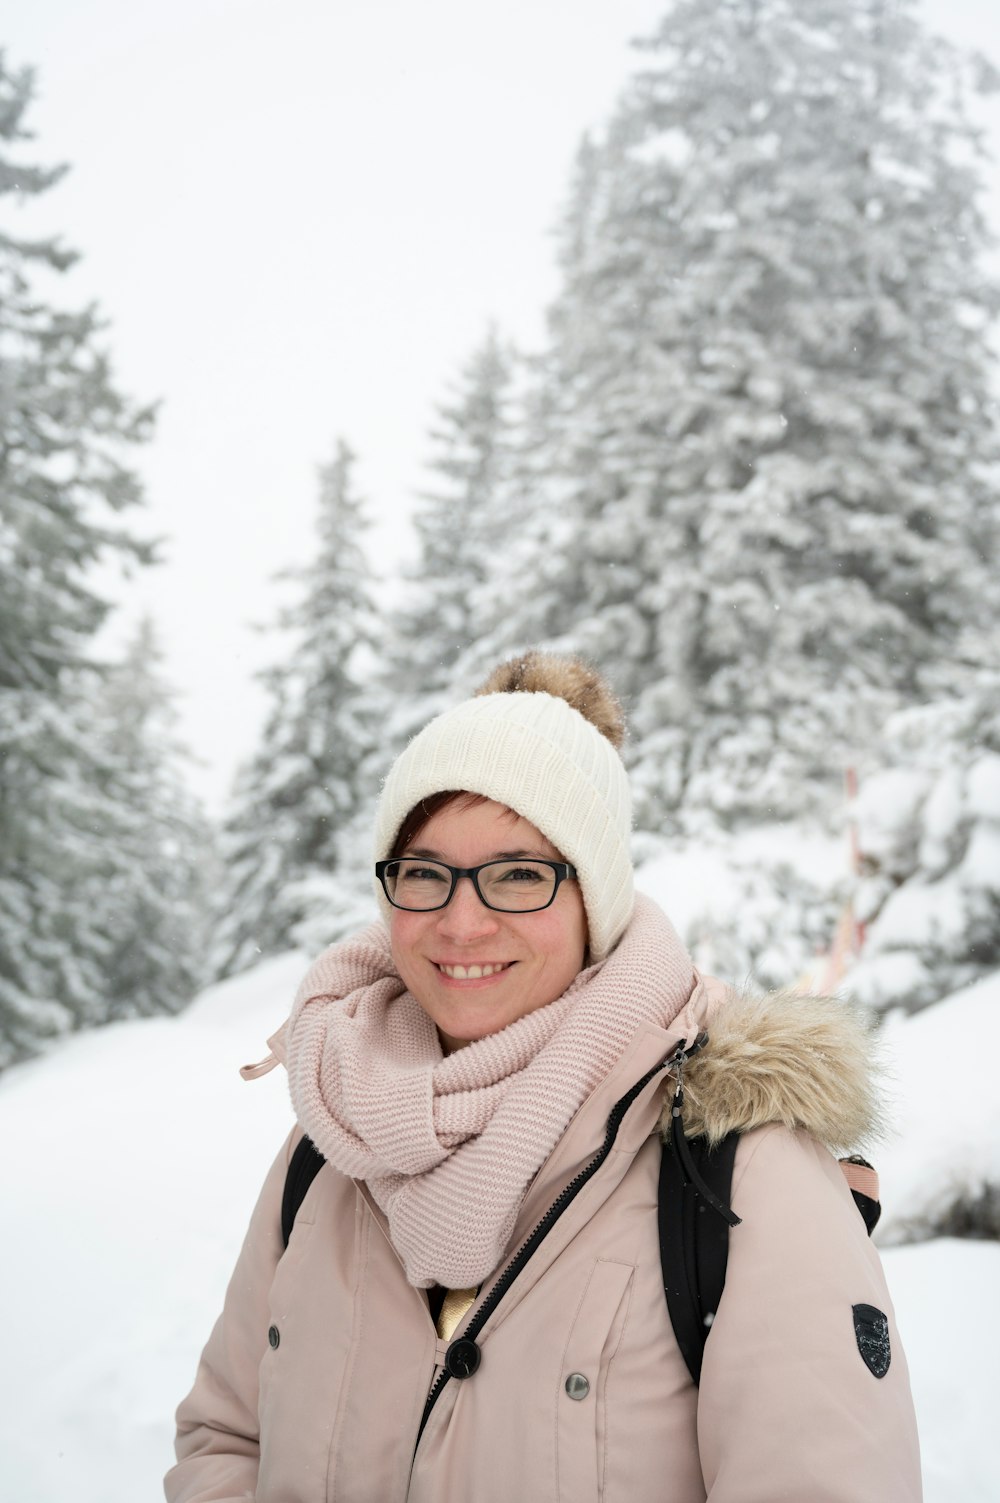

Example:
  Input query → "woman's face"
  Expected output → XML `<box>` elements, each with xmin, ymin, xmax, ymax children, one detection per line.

<box><xmin>389</xmin><ymin>797</ymin><xmax>588</xmax><ymax>1053</ymax></box>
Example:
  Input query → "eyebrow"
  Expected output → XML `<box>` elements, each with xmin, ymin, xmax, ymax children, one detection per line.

<box><xmin>404</xmin><ymin>847</ymin><xmax>555</xmax><ymax>862</ymax></box>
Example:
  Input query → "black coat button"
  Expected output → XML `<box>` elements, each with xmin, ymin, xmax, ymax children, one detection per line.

<box><xmin>268</xmin><ymin>1325</ymin><xmax>280</xmax><ymax>1349</ymax></box>
<box><xmin>445</xmin><ymin>1337</ymin><xmax>481</xmax><ymax>1378</ymax></box>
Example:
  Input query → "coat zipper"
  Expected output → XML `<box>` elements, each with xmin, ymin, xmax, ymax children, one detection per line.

<box><xmin>412</xmin><ymin>1041</ymin><xmax>701</xmax><ymax>1455</ymax></box>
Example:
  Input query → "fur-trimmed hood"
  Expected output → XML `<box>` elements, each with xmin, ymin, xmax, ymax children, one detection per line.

<box><xmin>662</xmin><ymin>984</ymin><xmax>886</xmax><ymax>1156</ymax></box>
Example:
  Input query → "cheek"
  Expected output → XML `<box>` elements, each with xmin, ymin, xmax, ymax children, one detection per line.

<box><xmin>389</xmin><ymin>912</ymin><xmax>424</xmax><ymax>976</ymax></box>
<box><xmin>537</xmin><ymin>905</ymin><xmax>588</xmax><ymax>981</ymax></box>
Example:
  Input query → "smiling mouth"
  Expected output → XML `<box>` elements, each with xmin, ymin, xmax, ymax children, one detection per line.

<box><xmin>435</xmin><ymin>962</ymin><xmax>514</xmax><ymax>980</ymax></box>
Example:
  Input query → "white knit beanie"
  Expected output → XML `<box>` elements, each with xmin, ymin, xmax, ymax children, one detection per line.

<box><xmin>373</xmin><ymin>662</ymin><xmax>635</xmax><ymax>959</ymax></box>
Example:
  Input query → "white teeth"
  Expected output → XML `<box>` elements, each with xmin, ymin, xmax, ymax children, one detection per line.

<box><xmin>439</xmin><ymin>962</ymin><xmax>510</xmax><ymax>979</ymax></box>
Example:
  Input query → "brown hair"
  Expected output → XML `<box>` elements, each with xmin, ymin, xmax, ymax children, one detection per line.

<box><xmin>389</xmin><ymin>791</ymin><xmax>490</xmax><ymax>858</ymax></box>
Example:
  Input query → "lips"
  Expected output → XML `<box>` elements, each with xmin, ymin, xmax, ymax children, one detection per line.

<box><xmin>434</xmin><ymin>961</ymin><xmax>515</xmax><ymax>980</ymax></box>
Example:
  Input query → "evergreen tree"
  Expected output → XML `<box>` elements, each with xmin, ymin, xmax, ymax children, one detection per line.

<box><xmin>382</xmin><ymin>328</ymin><xmax>519</xmax><ymax>745</ymax></box>
<box><xmin>88</xmin><ymin>619</ymin><xmax>215</xmax><ymax>1023</ymax></box>
<box><xmin>214</xmin><ymin>439</ymin><xmax>379</xmax><ymax>975</ymax></box>
<box><xmin>513</xmin><ymin>1</ymin><xmax>1000</xmax><ymax>832</ymax></box>
<box><xmin>0</xmin><ymin>57</ymin><xmax>157</xmax><ymax>1063</ymax></box>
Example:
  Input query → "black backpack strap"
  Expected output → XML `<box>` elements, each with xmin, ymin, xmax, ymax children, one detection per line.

<box><xmin>660</xmin><ymin>1132</ymin><xmax>882</xmax><ymax>1387</ymax></box>
<box><xmin>851</xmin><ymin>1187</ymin><xmax>881</xmax><ymax>1235</ymax></box>
<box><xmin>659</xmin><ymin>1129</ymin><xmax>740</xmax><ymax>1387</ymax></box>
<box><xmin>281</xmin><ymin>1134</ymin><xmax>326</xmax><ymax>1249</ymax></box>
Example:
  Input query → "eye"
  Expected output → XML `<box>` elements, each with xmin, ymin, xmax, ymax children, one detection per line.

<box><xmin>401</xmin><ymin>863</ymin><xmax>450</xmax><ymax>883</ymax></box>
<box><xmin>497</xmin><ymin>864</ymin><xmax>547</xmax><ymax>883</ymax></box>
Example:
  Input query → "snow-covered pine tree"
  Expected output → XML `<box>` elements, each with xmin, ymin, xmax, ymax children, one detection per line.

<box><xmin>380</xmin><ymin>327</ymin><xmax>519</xmax><ymax>748</ymax></box>
<box><xmin>87</xmin><ymin>619</ymin><xmax>215</xmax><ymax>1023</ymax></box>
<box><xmin>214</xmin><ymin>439</ymin><xmax>379</xmax><ymax>976</ymax></box>
<box><xmin>514</xmin><ymin>0</ymin><xmax>1000</xmax><ymax>833</ymax></box>
<box><xmin>0</xmin><ymin>58</ymin><xmax>157</xmax><ymax>1064</ymax></box>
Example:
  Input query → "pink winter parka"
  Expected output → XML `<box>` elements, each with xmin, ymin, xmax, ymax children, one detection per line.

<box><xmin>165</xmin><ymin>981</ymin><xmax>922</xmax><ymax>1503</ymax></box>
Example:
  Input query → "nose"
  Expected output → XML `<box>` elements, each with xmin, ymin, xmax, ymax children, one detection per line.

<box><xmin>435</xmin><ymin>875</ymin><xmax>500</xmax><ymax>943</ymax></box>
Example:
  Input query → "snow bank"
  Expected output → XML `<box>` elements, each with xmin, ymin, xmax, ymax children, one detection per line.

<box><xmin>0</xmin><ymin>952</ymin><xmax>302</xmax><ymax>1503</ymax></box>
<box><xmin>882</xmin><ymin>1240</ymin><xmax>1000</xmax><ymax>1503</ymax></box>
<box><xmin>877</xmin><ymin>969</ymin><xmax>1000</xmax><ymax>1243</ymax></box>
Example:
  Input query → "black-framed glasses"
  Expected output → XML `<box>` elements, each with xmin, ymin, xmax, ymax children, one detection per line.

<box><xmin>375</xmin><ymin>857</ymin><xmax>578</xmax><ymax>913</ymax></box>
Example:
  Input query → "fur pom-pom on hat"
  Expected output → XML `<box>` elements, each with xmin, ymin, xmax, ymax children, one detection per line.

<box><xmin>373</xmin><ymin>652</ymin><xmax>635</xmax><ymax>960</ymax></box>
<box><xmin>474</xmin><ymin>652</ymin><xmax>626</xmax><ymax>751</ymax></box>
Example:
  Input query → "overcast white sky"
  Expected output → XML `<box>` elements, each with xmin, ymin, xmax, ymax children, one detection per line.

<box><xmin>5</xmin><ymin>0</ymin><xmax>1000</xmax><ymax>809</ymax></box>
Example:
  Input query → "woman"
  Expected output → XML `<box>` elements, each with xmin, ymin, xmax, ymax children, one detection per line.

<box><xmin>166</xmin><ymin>653</ymin><xmax>921</xmax><ymax>1502</ymax></box>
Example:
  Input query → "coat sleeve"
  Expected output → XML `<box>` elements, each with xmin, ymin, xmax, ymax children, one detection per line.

<box><xmin>164</xmin><ymin>1129</ymin><xmax>300</xmax><ymax>1503</ymax></box>
<box><xmin>696</xmin><ymin>1124</ymin><xmax>922</xmax><ymax>1502</ymax></box>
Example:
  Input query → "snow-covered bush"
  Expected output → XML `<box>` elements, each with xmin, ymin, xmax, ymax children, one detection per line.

<box><xmin>637</xmin><ymin>824</ymin><xmax>846</xmax><ymax>992</ymax></box>
<box><xmin>848</xmin><ymin>683</ymin><xmax>1000</xmax><ymax>1012</ymax></box>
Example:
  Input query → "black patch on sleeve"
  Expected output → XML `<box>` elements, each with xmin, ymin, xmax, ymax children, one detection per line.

<box><xmin>852</xmin><ymin>1303</ymin><xmax>891</xmax><ymax>1378</ymax></box>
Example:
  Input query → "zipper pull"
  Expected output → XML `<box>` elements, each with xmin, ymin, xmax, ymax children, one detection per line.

<box><xmin>671</xmin><ymin>1031</ymin><xmax>709</xmax><ymax>1083</ymax></box>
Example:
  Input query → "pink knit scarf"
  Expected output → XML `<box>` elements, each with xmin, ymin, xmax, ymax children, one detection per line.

<box><xmin>283</xmin><ymin>893</ymin><xmax>694</xmax><ymax>1288</ymax></box>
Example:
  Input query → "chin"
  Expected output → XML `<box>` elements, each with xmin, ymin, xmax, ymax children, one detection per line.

<box><xmin>438</xmin><ymin>1012</ymin><xmax>514</xmax><ymax>1053</ymax></box>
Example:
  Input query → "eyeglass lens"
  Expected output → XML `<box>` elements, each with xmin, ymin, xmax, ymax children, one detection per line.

<box><xmin>384</xmin><ymin>859</ymin><xmax>559</xmax><ymax>912</ymax></box>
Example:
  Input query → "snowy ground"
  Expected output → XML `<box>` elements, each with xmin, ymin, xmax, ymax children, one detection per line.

<box><xmin>1</xmin><ymin>942</ymin><xmax>998</xmax><ymax>1501</ymax></box>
